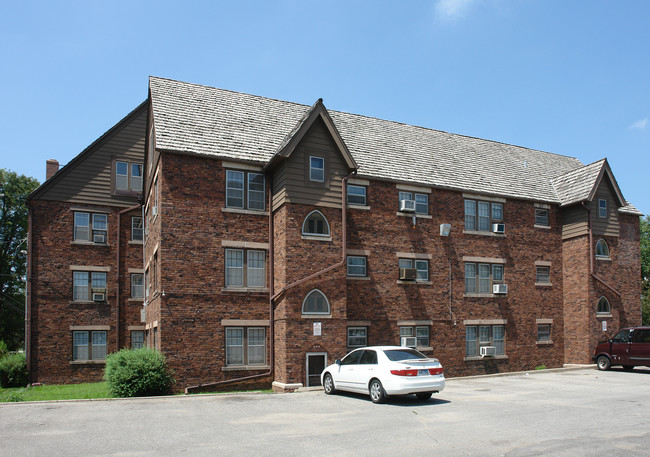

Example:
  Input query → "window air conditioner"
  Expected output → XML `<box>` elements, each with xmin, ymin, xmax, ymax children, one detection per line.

<box><xmin>399</xmin><ymin>268</ymin><xmax>418</xmax><ymax>281</ymax></box>
<box><xmin>401</xmin><ymin>337</ymin><xmax>417</xmax><ymax>348</ymax></box>
<box><xmin>93</xmin><ymin>233</ymin><xmax>106</xmax><ymax>244</ymax></box>
<box><xmin>480</xmin><ymin>346</ymin><xmax>497</xmax><ymax>358</ymax></box>
<box><xmin>92</xmin><ymin>292</ymin><xmax>106</xmax><ymax>302</ymax></box>
<box><xmin>492</xmin><ymin>223</ymin><xmax>505</xmax><ymax>234</ymax></box>
<box><xmin>152</xmin><ymin>206</ymin><xmax>158</xmax><ymax>216</ymax></box>
<box><xmin>399</xmin><ymin>199</ymin><xmax>416</xmax><ymax>213</ymax></box>
<box><xmin>493</xmin><ymin>283</ymin><xmax>508</xmax><ymax>294</ymax></box>
<box><xmin>140</xmin><ymin>307</ymin><xmax>146</xmax><ymax>323</ymax></box>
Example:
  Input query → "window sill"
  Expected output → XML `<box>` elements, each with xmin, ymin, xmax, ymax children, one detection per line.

<box><xmin>301</xmin><ymin>235</ymin><xmax>332</xmax><ymax>242</ymax></box>
<box><xmin>222</xmin><ymin>207</ymin><xmax>269</xmax><ymax>216</ymax></box>
<box><xmin>70</xmin><ymin>360</ymin><xmax>106</xmax><ymax>365</ymax></box>
<box><xmin>128</xmin><ymin>240</ymin><xmax>144</xmax><ymax>245</ymax></box>
<box><xmin>396</xmin><ymin>212</ymin><xmax>432</xmax><ymax>219</ymax></box>
<box><xmin>221</xmin><ymin>287</ymin><xmax>270</xmax><ymax>294</ymax></box>
<box><xmin>69</xmin><ymin>300</ymin><xmax>108</xmax><ymax>305</ymax></box>
<box><xmin>301</xmin><ymin>314</ymin><xmax>332</xmax><ymax>319</ymax></box>
<box><xmin>415</xmin><ymin>346</ymin><xmax>433</xmax><ymax>352</ymax></box>
<box><xmin>463</xmin><ymin>230</ymin><xmax>506</xmax><ymax>237</ymax></box>
<box><xmin>222</xmin><ymin>365</ymin><xmax>270</xmax><ymax>372</ymax></box>
<box><xmin>347</xmin><ymin>276</ymin><xmax>371</xmax><ymax>281</ymax></box>
<box><xmin>535</xmin><ymin>282</ymin><xmax>553</xmax><ymax>287</ymax></box>
<box><xmin>536</xmin><ymin>340</ymin><xmax>553</xmax><ymax>345</ymax></box>
<box><xmin>464</xmin><ymin>355</ymin><xmax>508</xmax><ymax>361</ymax></box>
<box><xmin>70</xmin><ymin>241</ymin><xmax>110</xmax><ymax>247</ymax></box>
<box><xmin>463</xmin><ymin>293</ymin><xmax>495</xmax><ymax>298</ymax></box>
<box><xmin>596</xmin><ymin>314</ymin><xmax>612</xmax><ymax>318</ymax></box>
<box><xmin>348</xmin><ymin>205</ymin><xmax>370</xmax><ymax>210</ymax></box>
<box><xmin>534</xmin><ymin>224</ymin><xmax>551</xmax><ymax>230</ymax></box>
<box><xmin>397</xmin><ymin>280</ymin><xmax>432</xmax><ymax>285</ymax></box>
<box><xmin>128</xmin><ymin>298</ymin><xmax>144</xmax><ymax>303</ymax></box>
<box><xmin>595</xmin><ymin>256</ymin><xmax>611</xmax><ymax>261</ymax></box>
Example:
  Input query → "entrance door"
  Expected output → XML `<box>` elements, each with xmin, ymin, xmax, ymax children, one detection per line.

<box><xmin>306</xmin><ymin>353</ymin><xmax>327</xmax><ymax>387</ymax></box>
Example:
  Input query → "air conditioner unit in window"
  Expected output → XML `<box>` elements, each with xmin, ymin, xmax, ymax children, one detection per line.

<box><xmin>492</xmin><ymin>223</ymin><xmax>505</xmax><ymax>234</ymax></box>
<box><xmin>92</xmin><ymin>292</ymin><xmax>105</xmax><ymax>302</ymax></box>
<box><xmin>480</xmin><ymin>346</ymin><xmax>497</xmax><ymax>358</ymax></box>
<box><xmin>140</xmin><ymin>307</ymin><xmax>146</xmax><ymax>323</ymax></box>
<box><xmin>93</xmin><ymin>233</ymin><xmax>106</xmax><ymax>244</ymax></box>
<box><xmin>399</xmin><ymin>199</ymin><xmax>416</xmax><ymax>213</ymax></box>
<box><xmin>493</xmin><ymin>283</ymin><xmax>508</xmax><ymax>294</ymax></box>
<box><xmin>401</xmin><ymin>337</ymin><xmax>417</xmax><ymax>348</ymax></box>
<box><xmin>399</xmin><ymin>268</ymin><xmax>418</xmax><ymax>281</ymax></box>
<box><xmin>152</xmin><ymin>206</ymin><xmax>158</xmax><ymax>216</ymax></box>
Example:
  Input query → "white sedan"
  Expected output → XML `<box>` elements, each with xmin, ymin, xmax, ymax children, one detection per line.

<box><xmin>320</xmin><ymin>346</ymin><xmax>445</xmax><ymax>403</ymax></box>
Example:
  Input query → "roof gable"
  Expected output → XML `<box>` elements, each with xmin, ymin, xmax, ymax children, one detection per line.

<box><xmin>551</xmin><ymin>159</ymin><xmax>626</xmax><ymax>208</ymax></box>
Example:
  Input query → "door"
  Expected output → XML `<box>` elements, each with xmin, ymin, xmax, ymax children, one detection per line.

<box><xmin>348</xmin><ymin>349</ymin><xmax>378</xmax><ymax>393</ymax></box>
<box><xmin>306</xmin><ymin>353</ymin><xmax>327</xmax><ymax>387</ymax></box>
<box><xmin>630</xmin><ymin>329</ymin><xmax>650</xmax><ymax>366</ymax></box>
<box><xmin>335</xmin><ymin>349</ymin><xmax>363</xmax><ymax>390</ymax></box>
<box><xmin>610</xmin><ymin>328</ymin><xmax>632</xmax><ymax>365</ymax></box>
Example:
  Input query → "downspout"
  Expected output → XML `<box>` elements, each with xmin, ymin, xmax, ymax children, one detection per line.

<box><xmin>184</xmin><ymin>175</ymin><xmax>277</xmax><ymax>394</ymax></box>
<box><xmin>116</xmin><ymin>204</ymin><xmax>141</xmax><ymax>352</ymax></box>
<box><xmin>582</xmin><ymin>202</ymin><xmax>621</xmax><ymax>297</ymax></box>
<box><xmin>25</xmin><ymin>207</ymin><xmax>33</xmax><ymax>383</ymax></box>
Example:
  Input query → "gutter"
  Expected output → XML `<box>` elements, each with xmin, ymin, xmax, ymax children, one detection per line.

<box><xmin>582</xmin><ymin>202</ymin><xmax>621</xmax><ymax>297</ymax></box>
<box><xmin>116</xmin><ymin>204</ymin><xmax>141</xmax><ymax>352</ymax></box>
<box><xmin>25</xmin><ymin>206</ymin><xmax>33</xmax><ymax>383</ymax></box>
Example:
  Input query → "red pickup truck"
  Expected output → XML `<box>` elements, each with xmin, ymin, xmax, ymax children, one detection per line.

<box><xmin>593</xmin><ymin>327</ymin><xmax>650</xmax><ymax>370</ymax></box>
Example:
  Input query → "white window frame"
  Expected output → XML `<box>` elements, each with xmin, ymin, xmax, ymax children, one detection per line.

<box><xmin>74</xmin><ymin>212</ymin><xmax>108</xmax><ymax>243</ymax></box>
<box><xmin>225</xmin><ymin>248</ymin><xmax>266</xmax><ymax>289</ymax></box>
<box><xmin>310</xmin><ymin>156</ymin><xmax>325</xmax><ymax>182</ymax></box>
<box><xmin>225</xmin><ymin>327</ymin><xmax>266</xmax><ymax>366</ymax></box>
<box><xmin>465</xmin><ymin>262</ymin><xmax>504</xmax><ymax>294</ymax></box>
<box><xmin>597</xmin><ymin>296</ymin><xmax>611</xmax><ymax>314</ymax></box>
<box><xmin>398</xmin><ymin>258</ymin><xmax>428</xmax><ymax>282</ymax></box>
<box><xmin>536</xmin><ymin>266</ymin><xmax>550</xmax><ymax>284</ymax></box>
<box><xmin>73</xmin><ymin>330</ymin><xmax>107</xmax><ymax>361</ymax></box>
<box><xmin>115</xmin><ymin>161</ymin><xmax>143</xmax><ymax>192</ymax></box>
<box><xmin>464</xmin><ymin>199</ymin><xmax>504</xmax><ymax>232</ymax></box>
<box><xmin>537</xmin><ymin>324</ymin><xmax>551</xmax><ymax>342</ymax></box>
<box><xmin>399</xmin><ymin>191</ymin><xmax>428</xmax><ymax>215</ymax></box>
<box><xmin>347</xmin><ymin>184</ymin><xmax>367</xmax><ymax>206</ymax></box>
<box><xmin>131</xmin><ymin>273</ymin><xmax>144</xmax><ymax>299</ymax></box>
<box><xmin>131</xmin><ymin>330</ymin><xmax>145</xmax><ymax>349</ymax></box>
<box><xmin>346</xmin><ymin>256</ymin><xmax>367</xmax><ymax>277</ymax></box>
<box><xmin>595</xmin><ymin>239</ymin><xmax>610</xmax><ymax>259</ymax></box>
<box><xmin>399</xmin><ymin>326</ymin><xmax>429</xmax><ymax>348</ymax></box>
<box><xmin>302</xmin><ymin>289</ymin><xmax>330</xmax><ymax>315</ymax></box>
<box><xmin>347</xmin><ymin>327</ymin><xmax>367</xmax><ymax>347</ymax></box>
<box><xmin>466</xmin><ymin>325</ymin><xmax>505</xmax><ymax>357</ymax></box>
<box><xmin>131</xmin><ymin>216</ymin><xmax>143</xmax><ymax>242</ymax></box>
<box><xmin>598</xmin><ymin>199</ymin><xmax>607</xmax><ymax>218</ymax></box>
<box><xmin>73</xmin><ymin>271</ymin><xmax>107</xmax><ymax>302</ymax></box>
<box><xmin>302</xmin><ymin>210</ymin><xmax>330</xmax><ymax>237</ymax></box>
<box><xmin>535</xmin><ymin>208</ymin><xmax>549</xmax><ymax>226</ymax></box>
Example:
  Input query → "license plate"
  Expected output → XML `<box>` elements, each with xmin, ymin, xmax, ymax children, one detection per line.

<box><xmin>418</xmin><ymin>369</ymin><xmax>429</xmax><ymax>376</ymax></box>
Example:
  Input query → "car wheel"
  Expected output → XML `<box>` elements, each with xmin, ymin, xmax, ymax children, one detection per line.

<box><xmin>415</xmin><ymin>392</ymin><xmax>432</xmax><ymax>401</ymax></box>
<box><xmin>323</xmin><ymin>373</ymin><xmax>336</xmax><ymax>395</ymax></box>
<box><xmin>597</xmin><ymin>355</ymin><xmax>611</xmax><ymax>371</ymax></box>
<box><xmin>369</xmin><ymin>379</ymin><xmax>387</xmax><ymax>404</ymax></box>
<box><xmin>622</xmin><ymin>365</ymin><xmax>635</xmax><ymax>371</ymax></box>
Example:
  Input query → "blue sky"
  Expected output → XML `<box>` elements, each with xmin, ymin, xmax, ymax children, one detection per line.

<box><xmin>2</xmin><ymin>0</ymin><xmax>648</xmax><ymax>214</ymax></box>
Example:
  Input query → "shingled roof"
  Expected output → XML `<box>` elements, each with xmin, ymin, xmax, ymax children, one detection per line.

<box><xmin>149</xmin><ymin>76</ymin><xmax>630</xmax><ymax>206</ymax></box>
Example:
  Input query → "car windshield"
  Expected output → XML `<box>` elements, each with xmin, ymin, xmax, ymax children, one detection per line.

<box><xmin>383</xmin><ymin>349</ymin><xmax>429</xmax><ymax>361</ymax></box>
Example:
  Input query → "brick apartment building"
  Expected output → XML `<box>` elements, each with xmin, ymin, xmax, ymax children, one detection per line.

<box><xmin>26</xmin><ymin>77</ymin><xmax>642</xmax><ymax>392</ymax></box>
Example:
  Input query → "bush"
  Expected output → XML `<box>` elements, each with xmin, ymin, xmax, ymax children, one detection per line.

<box><xmin>0</xmin><ymin>353</ymin><xmax>28</xmax><ymax>388</ymax></box>
<box><xmin>0</xmin><ymin>341</ymin><xmax>8</xmax><ymax>358</ymax></box>
<box><xmin>104</xmin><ymin>348</ymin><xmax>174</xmax><ymax>397</ymax></box>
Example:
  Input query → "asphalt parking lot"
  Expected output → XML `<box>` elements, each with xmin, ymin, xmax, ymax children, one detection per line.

<box><xmin>1</xmin><ymin>366</ymin><xmax>649</xmax><ymax>457</ymax></box>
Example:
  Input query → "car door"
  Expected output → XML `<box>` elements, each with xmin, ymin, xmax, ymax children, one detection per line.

<box><xmin>610</xmin><ymin>329</ymin><xmax>632</xmax><ymax>366</ymax></box>
<box><xmin>630</xmin><ymin>329</ymin><xmax>650</xmax><ymax>367</ymax></box>
<box><xmin>347</xmin><ymin>350</ymin><xmax>378</xmax><ymax>393</ymax></box>
<box><xmin>334</xmin><ymin>350</ymin><xmax>363</xmax><ymax>390</ymax></box>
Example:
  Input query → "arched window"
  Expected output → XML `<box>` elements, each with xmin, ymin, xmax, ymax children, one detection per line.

<box><xmin>597</xmin><ymin>296</ymin><xmax>610</xmax><ymax>314</ymax></box>
<box><xmin>302</xmin><ymin>210</ymin><xmax>330</xmax><ymax>236</ymax></box>
<box><xmin>302</xmin><ymin>289</ymin><xmax>330</xmax><ymax>314</ymax></box>
<box><xmin>595</xmin><ymin>239</ymin><xmax>609</xmax><ymax>258</ymax></box>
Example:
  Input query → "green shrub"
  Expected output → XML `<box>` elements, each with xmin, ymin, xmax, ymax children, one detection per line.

<box><xmin>0</xmin><ymin>353</ymin><xmax>28</xmax><ymax>388</ymax></box>
<box><xmin>0</xmin><ymin>341</ymin><xmax>8</xmax><ymax>358</ymax></box>
<box><xmin>104</xmin><ymin>348</ymin><xmax>174</xmax><ymax>397</ymax></box>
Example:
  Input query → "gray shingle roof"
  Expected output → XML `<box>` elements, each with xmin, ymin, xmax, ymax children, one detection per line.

<box><xmin>149</xmin><ymin>77</ymin><xmax>626</xmax><ymax>205</ymax></box>
<box><xmin>551</xmin><ymin>159</ymin><xmax>606</xmax><ymax>207</ymax></box>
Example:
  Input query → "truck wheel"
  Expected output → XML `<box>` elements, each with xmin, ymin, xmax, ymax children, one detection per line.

<box><xmin>597</xmin><ymin>355</ymin><xmax>611</xmax><ymax>371</ymax></box>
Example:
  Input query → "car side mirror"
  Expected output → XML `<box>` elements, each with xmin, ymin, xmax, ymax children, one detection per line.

<box><xmin>335</xmin><ymin>359</ymin><xmax>341</xmax><ymax>365</ymax></box>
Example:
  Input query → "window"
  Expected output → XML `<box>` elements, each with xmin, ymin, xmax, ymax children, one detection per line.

<box><xmin>131</xmin><ymin>330</ymin><xmax>144</xmax><ymax>349</ymax></box>
<box><xmin>302</xmin><ymin>289</ymin><xmax>330</xmax><ymax>314</ymax></box>
<box><xmin>400</xmin><ymin>326</ymin><xmax>429</xmax><ymax>348</ymax></box>
<box><xmin>537</xmin><ymin>324</ymin><xmax>551</xmax><ymax>342</ymax></box>
<box><xmin>225</xmin><ymin>327</ymin><xmax>266</xmax><ymax>366</ymax></box>
<box><xmin>73</xmin><ymin>272</ymin><xmax>107</xmax><ymax>302</ymax></box>
<box><xmin>131</xmin><ymin>273</ymin><xmax>144</xmax><ymax>299</ymax></box>
<box><xmin>347</xmin><ymin>184</ymin><xmax>367</xmax><ymax>206</ymax></box>
<box><xmin>225</xmin><ymin>249</ymin><xmax>266</xmax><ymax>288</ymax></box>
<box><xmin>398</xmin><ymin>259</ymin><xmax>429</xmax><ymax>281</ymax></box>
<box><xmin>595</xmin><ymin>239</ymin><xmax>609</xmax><ymax>258</ymax></box>
<box><xmin>131</xmin><ymin>217</ymin><xmax>143</xmax><ymax>242</ymax></box>
<box><xmin>115</xmin><ymin>161</ymin><xmax>143</xmax><ymax>192</ymax></box>
<box><xmin>536</xmin><ymin>266</ymin><xmax>550</xmax><ymax>284</ymax></box>
<box><xmin>597</xmin><ymin>296</ymin><xmax>610</xmax><ymax>314</ymax></box>
<box><xmin>74</xmin><ymin>212</ymin><xmax>108</xmax><ymax>243</ymax></box>
<box><xmin>465</xmin><ymin>263</ymin><xmax>503</xmax><ymax>294</ymax></box>
<box><xmin>225</xmin><ymin>170</ymin><xmax>266</xmax><ymax>211</ymax></box>
<box><xmin>347</xmin><ymin>256</ymin><xmax>367</xmax><ymax>277</ymax></box>
<box><xmin>310</xmin><ymin>157</ymin><xmax>325</xmax><ymax>182</ymax></box>
<box><xmin>464</xmin><ymin>199</ymin><xmax>503</xmax><ymax>232</ymax></box>
<box><xmin>466</xmin><ymin>325</ymin><xmax>505</xmax><ymax>357</ymax></box>
<box><xmin>302</xmin><ymin>210</ymin><xmax>330</xmax><ymax>236</ymax></box>
<box><xmin>348</xmin><ymin>327</ymin><xmax>367</xmax><ymax>347</ymax></box>
<box><xmin>535</xmin><ymin>208</ymin><xmax>549</xmax><ymax>226</ymax></box>
<box><xmin>398</xmin><ymin>191</ymin><xmax>428</xmax><ymax>214</ymax></box>
<box><xmin>598</xmin><ymin>199</ymin><xmax>607</xmax><ymax>218</ymax></box>
<box><xmin>73</xmin><ymin>330</ymin><xmax>107</xmax><ymax>361</ymax></box>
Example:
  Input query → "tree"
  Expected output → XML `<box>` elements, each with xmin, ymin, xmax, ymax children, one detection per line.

<box><xmin>0</xmin><ymin>169</ymin><xmax>39</xmax><ymax>350</ymax></box>
<box><xmin>641</xmin><ymin>215</ymin><xmax>650</xmax><ymax>326</ymax></box>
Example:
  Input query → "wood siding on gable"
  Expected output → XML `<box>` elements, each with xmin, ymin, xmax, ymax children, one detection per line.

<box><xmin>271</xmin><ymin>118</ymin><xmax>349</xmax><ymax>211</ymax></box>
<box><xmin>561</xmin><ymin>204</ymin><xmax>588</xmax><ymax>240</ymax></box>
<box><xmin>38</xmin><ymin>106</ymin><xmax>146</xmax><ymax>207</ymax></box>
<box><xmin>589</xmin><ymin>179</ymin><xmax>620</xmax><ymax>237</ymax></box>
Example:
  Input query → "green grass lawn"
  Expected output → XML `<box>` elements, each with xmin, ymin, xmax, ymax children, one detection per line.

<box><xmin>0</xmin><ymin>382</ymin><xmax>111</xmax><ymax>402</ymax></box>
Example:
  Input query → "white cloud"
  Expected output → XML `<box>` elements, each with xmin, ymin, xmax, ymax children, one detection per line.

<box><xmin>629</xmin><ymin>118</ymin><xmax>648</xmax><ymax>130</ymax></box>
<box><xmin>435</xmin><ymin>0</ymin><xmax>476</xmax><ymax>20</ymax></box>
